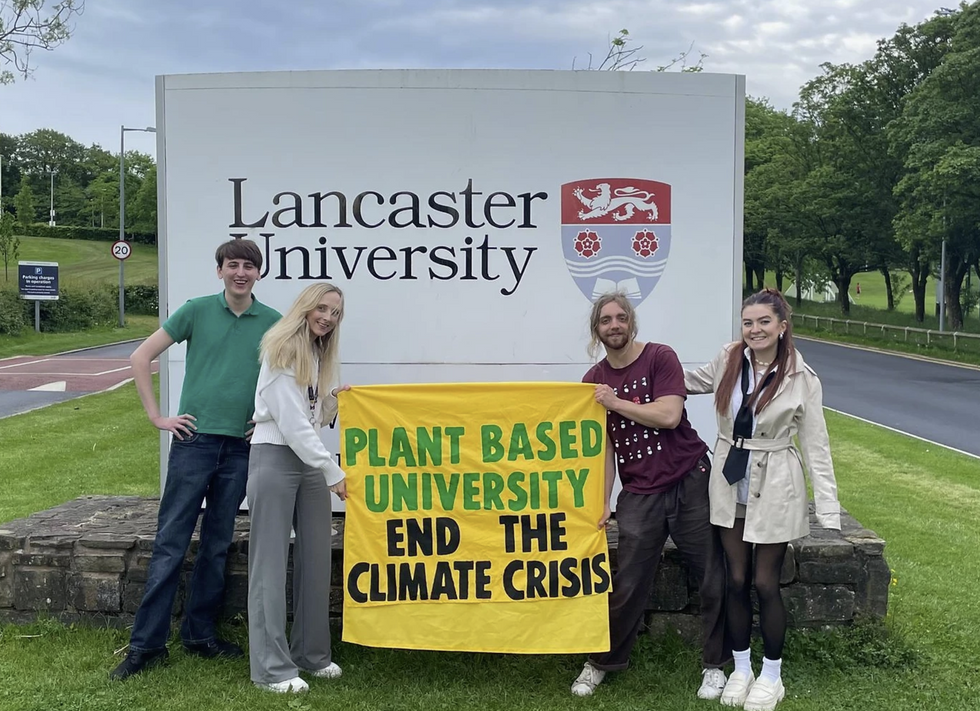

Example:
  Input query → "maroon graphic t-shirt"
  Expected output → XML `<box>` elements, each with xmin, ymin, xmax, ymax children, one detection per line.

<box><xmin>583</xmin><ymin>342</ymin><xmax>708</xmax><ymax>494</ymax></box>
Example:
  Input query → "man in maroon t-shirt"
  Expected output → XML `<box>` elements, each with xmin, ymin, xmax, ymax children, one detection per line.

<box><xmin>570</xmin><ymin>293</ymin><xmax>729</xmax><ymax>700</ymax></box>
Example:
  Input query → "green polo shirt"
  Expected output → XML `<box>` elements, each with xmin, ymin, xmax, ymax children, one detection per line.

<box><xmin>163</xmin><ymin>292</ymin><xmax>281</xmax><ymax>438</ymax></box>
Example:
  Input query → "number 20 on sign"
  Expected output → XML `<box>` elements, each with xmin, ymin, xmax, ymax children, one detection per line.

<box><xmin>112</xmin><ymin>241</ymin><xmax>132</xmax><ymax>260</ymax></box>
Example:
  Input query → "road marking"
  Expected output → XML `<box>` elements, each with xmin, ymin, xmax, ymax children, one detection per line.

<box><xmin>28</xmin><ymin>381</ymin><xmax>67</xmax><ymax>392</ymax></box>
<box><xmin>798</xmin><ymin>336</ymin><xmax>980</xmax><ymax>371</ymax></box>
<box><xmin>93</xmin><ymin>366</ymin><xmax>133</xmax><ymax>376</ymax></box>
<box><xmin>0</xmin><ymin>358</ymin><xmax>53</xmax><ymax>370</ymax></box>
<box><xmin>826</xmin><ymin>407</ymin><xmax>980</xmax><ymax>460</ymax></box>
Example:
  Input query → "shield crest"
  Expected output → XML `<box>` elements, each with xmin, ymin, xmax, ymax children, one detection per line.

<box><xmin>561</xmin><ymin>178</ymin><xmax>671</xmax><ymax>305</ymax></box>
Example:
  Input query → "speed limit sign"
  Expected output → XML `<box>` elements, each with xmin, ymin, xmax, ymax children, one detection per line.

<box><xmin>112</xmin><ymin>240</ymin><xmax>132</xmax><ymax>261</ymax></box>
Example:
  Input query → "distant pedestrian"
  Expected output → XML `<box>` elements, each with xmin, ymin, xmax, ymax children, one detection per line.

<box><xmin>685</xmin><ymin>288</ymin><xmax>841</xmax><ymax>711</ymax></box>
<box><xmin>855</xmin><ymin>282</ymin><xmax>861</xmax><ymax>295</ymax></box>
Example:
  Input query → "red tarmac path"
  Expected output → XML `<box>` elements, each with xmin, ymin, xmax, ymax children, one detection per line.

<box><xmin>0</xmin><ymin>342</ymin><xmax>156</xmax><ymax>418</ymax></box>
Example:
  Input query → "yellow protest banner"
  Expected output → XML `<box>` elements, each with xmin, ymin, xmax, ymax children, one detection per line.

<box><xmin>339</xmin><ymin>382</ymin><xmax>610</xmax><ymax>654</ymax></box>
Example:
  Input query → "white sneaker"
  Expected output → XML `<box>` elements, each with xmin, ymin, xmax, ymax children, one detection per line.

<box><xmin>721</xmin><ymin>670</ymin><xmax>755</xmax><ymax>707</ymax></box>
<box><xmin>743</xmin><ymin>676</ymin><xmax>785</xmax><ymax>711</ymax></box>
<box><xmin>571</xmin><ymin>662</ymin><xmax>606</xmax><ymax>697</ymax></box>
<box><xmin>257</xmin><ymin>676</ymin><xmax>309</xmax><ymax>693</ymax></box>
<box><xmin>698</xmin><ymin>667</ymin><xmax>728</xmax><ymax>700</ymax></box>
<box><xmin>309</xmin><ymin>662</ymin><xmax>343</xmax><ymax>679</ymax></box>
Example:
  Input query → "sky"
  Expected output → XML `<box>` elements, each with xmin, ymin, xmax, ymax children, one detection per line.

<box><xmin>0</xmin><ymin>0</ymin><xmax>949</xmax><ymax>153</ymax></box>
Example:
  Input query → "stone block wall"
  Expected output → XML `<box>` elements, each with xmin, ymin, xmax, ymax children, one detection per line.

<box><xmin>0</xmin><ymin>496</ymin><xmax>889</xmax><ymax>630</ymax></box>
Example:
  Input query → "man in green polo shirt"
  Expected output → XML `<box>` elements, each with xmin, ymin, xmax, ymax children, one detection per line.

<box><xmin>111</xmin><ymin>239</ymin><xmax>281</xmax><ymax>681</ymax></box>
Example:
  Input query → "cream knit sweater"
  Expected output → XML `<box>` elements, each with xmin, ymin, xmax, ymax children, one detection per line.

<box><xmin>250</xmin><ymin>358</ymin><xmax>346</xmax><ymax>486</ymax></box>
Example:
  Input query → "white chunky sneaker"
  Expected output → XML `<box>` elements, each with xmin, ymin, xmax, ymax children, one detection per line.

<box><xmin>698</xmin><ymin>667</ymin><xmax>728</xmax><ymax>700</ymax></box>
<box><xmin>720</xmin><ymin>670</ymin><xmax>755</xmax><ymax>707</ymax></box>
<box><xmin>743</xmin><ymin>676</ymin><xmax>785</xmax><ymax>711</ymax></box>
<box><xmin>257</xmin><ymin>676</ymin><xmax>309</xmax><ymax>693</ymax></box>
<box><xmin>570</xmin><ymin>662</ymin><xmax>606</xmax><ymax>697</ymax></box>
<box><xmin>310</xmin><ymin>662</ymin><xmax>343</xmax><ymax>679</ymax></box>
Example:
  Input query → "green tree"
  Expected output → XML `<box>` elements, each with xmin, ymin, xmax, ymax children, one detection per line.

<box><xmin>13</xmin><ymin>181</ymin><xmax>33</xmax><ymax>228</ymax></box>
<box><xmin>0</xmin><ymin>0</ymin><xmax>85</xmax><ymax>84</ymax></box>
<box><xmin>891</xmin><ymin>3</ymin><xmax>980</xmax><ymax>329</ymax></box>
<box><xmin>0</xmin><ymin>210</ymin><xmax>18</xmax><ymax>280</ymax></box>
<box><xmin>131</xmin><ymin>163</ymin><xmax>156</xmax><ymax>233</ymax></box>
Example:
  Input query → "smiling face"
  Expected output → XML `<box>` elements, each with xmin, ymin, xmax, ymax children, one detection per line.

<box><xmin>216</xmin><ymin>257</ymin><xmax>260</xmax><ymax>299</ymax></box>
<box><xmin>597</xmin><ymin>301</ymin><xmax>632</xmax><ymax>353</ymax></box>
<box><xmin>741</xmin><ymin>303</ymin><xmax>787</xmax><ymax>361</ymax></box>
<box><xmin>306</xmin><ymin>291</ymin><xmax>343</xmax><ymax>339</ymax></box>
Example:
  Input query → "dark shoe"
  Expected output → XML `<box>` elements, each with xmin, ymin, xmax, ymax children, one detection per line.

<box><xmin>110</xmin><ymin>647</ymin><xmax>169</xmax><ymax>681</ymax></box>
<box><xmin>183</xmin><ymin>638</ymin><xmax>243</xmax><ymax>659</ymax></box>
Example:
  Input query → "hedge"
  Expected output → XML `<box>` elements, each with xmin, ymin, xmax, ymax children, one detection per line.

<box><xmin>18</xmin><ymin>223</ymin><xmax>156</xmax><ymax>245</ymax></box>
<box><xmin>0</xmin><ymin>283</ymin><xmax>158</xmax><ymax>335</ymax></box>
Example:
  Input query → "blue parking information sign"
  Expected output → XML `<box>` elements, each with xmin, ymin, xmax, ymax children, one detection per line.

<box><xmin>18</xmin><ymin>261</ymin><xmax>60</xmax><ymax>301</ymax></box>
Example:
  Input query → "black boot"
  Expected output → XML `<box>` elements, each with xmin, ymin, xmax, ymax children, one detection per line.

<box><xmin>110</xmin><ymin>647</ymin><xmax>170</xmax><ymax>681</ymax></box>
<box><xmin>183</xmin><ymin>638</ymin><xmax>244</xmax><ymax>658</ymax></box>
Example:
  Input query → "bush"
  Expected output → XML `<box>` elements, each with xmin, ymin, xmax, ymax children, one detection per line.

<box><xmin>125</xmin><ymin>284</ymin><xmax>158</xmax><ymax>315</ymax></box>
<box><xmin>0</xmin><ymin>283</ymin><xmax>155</xmax><ymax>334</ymax></box>
<box><xmin>0</xmin><ymin>287</ymin><xmax>28</xmax><ymax>334</ymax></box>
<box><xmin>36</xmin><ymin>283</ymin><xmax>119</xmax><ymax>331</ymax></box>
<box><xmin>18</xmin><ymin>223</ymin><xmax>156</xmax><ymax>245</ymax></box>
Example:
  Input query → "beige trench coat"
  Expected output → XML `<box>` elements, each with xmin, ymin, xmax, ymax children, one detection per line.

<box><xmin>685</xmin><ymin>344</ymin><xmax>841</xmax><ymax>544</ymax></box>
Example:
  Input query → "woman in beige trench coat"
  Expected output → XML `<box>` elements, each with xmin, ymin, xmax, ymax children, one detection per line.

<box><xmin>685</xmin><ymin>289</ymin><xmax>840</xmax><ymax>711</ymax></box>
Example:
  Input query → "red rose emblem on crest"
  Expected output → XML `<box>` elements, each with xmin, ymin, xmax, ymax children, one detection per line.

<box><xmin>573</xmin><ymin>230</ymin><xmax>602</xmax><ymax>259</ymax></box>
<box><xmin>631</xmin><ymin>230</ymin><xmax>659</xmax><ymax>258</ymax></box>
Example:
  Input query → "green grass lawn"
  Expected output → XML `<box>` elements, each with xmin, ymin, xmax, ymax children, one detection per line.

<box><xmin>6</xmin><ymin>234</ymin><xmax>158</xmax><ymax>287</ymax></box>
<box><xmin>770</xmin><ymin>269</ymin><xmax>980</xmax><ymax>328</ymax></box>
<box><xmin>1</xmin><ymin>388</ymin><xmax>978</xmax><ymax>710</ymax></box>
<box><xmin>0</xmin><ymin>314</ymin><xmax>158</xmax><ymax>359</ymax></box>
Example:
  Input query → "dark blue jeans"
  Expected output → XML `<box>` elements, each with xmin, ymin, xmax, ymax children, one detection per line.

<box><xmin>129</xmin><ymin>433</ymin><xmax>249</xmax><ymax>652</ymax></box>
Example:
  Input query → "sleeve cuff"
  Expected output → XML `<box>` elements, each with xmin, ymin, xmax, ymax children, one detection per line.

<box><xmin>321</xmin><ymin>459</ymin><xmax>346</xmax><ymax>487</ymax></box>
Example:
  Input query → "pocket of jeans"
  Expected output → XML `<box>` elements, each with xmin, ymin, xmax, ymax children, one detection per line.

<box><xmin>174</xmin><ymin>431</ymin><xmax>200</xmax><ymax>445</ymax></box>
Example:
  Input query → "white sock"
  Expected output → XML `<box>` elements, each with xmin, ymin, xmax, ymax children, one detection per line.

<box><xmin>733</xmin><ymin>648</ymin><xmax>752</xmax><ymax>677</ymax></box>
<box><xmin>760</xmin><ymin>657</ymin><xmax>782</xmax><ymax>683</ymax></box>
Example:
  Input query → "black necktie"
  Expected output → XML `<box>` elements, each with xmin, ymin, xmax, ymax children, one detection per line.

<box><xmin>722</xmin><ymin>359</ymin><xmax>774</xmax><ymax>485</ymax></box>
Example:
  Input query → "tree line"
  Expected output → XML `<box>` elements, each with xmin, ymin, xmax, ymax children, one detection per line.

<box><xmin>4</xmin><ymin>4</ymin><xmax>980</xmax><ymax>327</ymax></box>
<box><xmin>0</xmin><ymin>128</ymin><xmax>156</xmax><ymax>234</ymax></box>
<box><xmin>745</xmin><ymin>2</ymin><xmax>980</xmax><ymax>328</ymax></box>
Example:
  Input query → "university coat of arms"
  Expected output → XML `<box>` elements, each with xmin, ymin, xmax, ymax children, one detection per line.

<box><xmin>561</xmin><ymin>178</ymin><xmax>671</xmax><ymax>305</ymax></box>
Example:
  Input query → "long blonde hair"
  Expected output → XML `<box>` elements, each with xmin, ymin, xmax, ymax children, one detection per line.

<box><xmin>260</xmin><ymin>283</ymin><xmax>344</xmax><ymax>424</ymax></box>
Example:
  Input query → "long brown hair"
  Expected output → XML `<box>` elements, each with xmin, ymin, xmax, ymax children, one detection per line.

<box><xmin>715</xmin><ymin>288</ymin><xmax>796</xmax><ymax>415</ymax></box>
<box><xmin>587</xmin><ymin>292</ymin><xmax>638</xmax><ymax>361</ymax></box>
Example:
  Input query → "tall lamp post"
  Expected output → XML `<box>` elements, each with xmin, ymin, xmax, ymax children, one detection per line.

<box><xmin>119</xmin><ymin>125</ymin><xmax>156</xmax><ymax>326</ymax></box>
<box><xmin>49</xmin><ymin>168</ymin><xmax>57</xmax><ymax>226</ymax></box>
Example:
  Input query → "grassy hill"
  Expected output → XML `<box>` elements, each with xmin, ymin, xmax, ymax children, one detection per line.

<box><xmin>3</xmin><ymin>235</ymin><xmax>158</xmax><ymax>288</ymax></box>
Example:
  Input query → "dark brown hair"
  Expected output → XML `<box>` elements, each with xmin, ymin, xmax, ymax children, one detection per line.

<box><xmin>215</xmin><ymin>238</ymin><xmax>263</xmax><ymax>271</ymax></box>
<box><xmin>715</xmin><ymin>288</ymin><xmax>796</xmax><ymax>415</ymax></box>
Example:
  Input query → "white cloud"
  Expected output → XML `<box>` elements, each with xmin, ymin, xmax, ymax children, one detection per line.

<box><xmin>0</xmin><ymin>0</ymin><xmax>946</xmax><ymax>148</ymax></box>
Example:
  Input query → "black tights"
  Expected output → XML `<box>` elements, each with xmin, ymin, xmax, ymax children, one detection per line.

<box><xmin>719</xmin><ymin>519</ymin><xmax>788</xmax><ymax>660</ymax></box>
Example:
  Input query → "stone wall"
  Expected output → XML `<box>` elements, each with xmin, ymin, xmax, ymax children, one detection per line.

<box><xmin>0</xmin><ymin>496</ymin><xmax>889</xmax><ymax>631</ymax></box>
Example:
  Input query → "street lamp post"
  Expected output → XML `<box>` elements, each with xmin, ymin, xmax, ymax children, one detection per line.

<box><xmin>119</xmin><ymin>125</ymin><xmax>156</xmax><ymax>327</ymax></box>
<box><xmin>49</xmin><ymin>168</ymin><xmax>57</xmax><ymax>226</ymax></box>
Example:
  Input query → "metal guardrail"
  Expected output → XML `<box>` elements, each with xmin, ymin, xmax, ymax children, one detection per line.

<box><xmin>792</xmin><ymin>313</ymin><xmax>980</xmax><ymax>350</ymax></box>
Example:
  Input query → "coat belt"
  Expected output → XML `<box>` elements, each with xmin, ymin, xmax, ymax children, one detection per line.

<box><xmin>719</xmin><ymin>434</ymin><xmax>795</xmax><ymax>452</ymax></box>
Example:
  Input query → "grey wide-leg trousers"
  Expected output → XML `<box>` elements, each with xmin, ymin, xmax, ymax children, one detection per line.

<box><xmin>247</xmin><ymin>443</ymin><xmax>334</xmax><ymax>684</ymax></box>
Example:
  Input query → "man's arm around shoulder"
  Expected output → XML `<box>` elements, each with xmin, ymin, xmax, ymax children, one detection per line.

<box><xmin>131</xmin><ymin>328</ymin><xmax>197</xmax><ymax>439</ymax></box>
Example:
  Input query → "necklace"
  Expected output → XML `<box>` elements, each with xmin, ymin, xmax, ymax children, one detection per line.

<box><xmin>755</xmin><ymin>359</ymin><xmax>772</xmax><ymax>368</ymax></box>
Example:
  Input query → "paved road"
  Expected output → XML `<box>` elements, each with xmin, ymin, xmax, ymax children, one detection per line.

<box><xmin>796</xmin><ymin>338</ymin><xmax>980</xmax><ymax>457</ymax></box>
<box><xmin>0</xmin><ymin>341</ymin><xmax>149</xmax><ymax>419</ymax></box>
<box><xmin>4</xmin><ymin>339</ymin><xmax>978</xmax><ymax>458</ymax></box>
